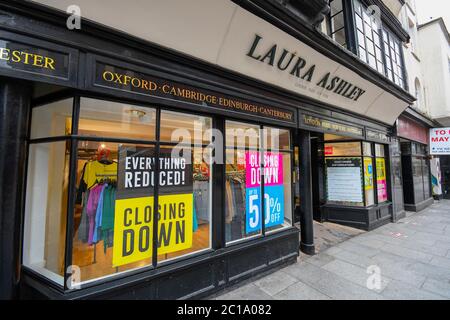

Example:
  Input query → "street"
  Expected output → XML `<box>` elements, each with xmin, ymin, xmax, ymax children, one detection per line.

<box><xmin>213</xmin><ymin>200</ymin><xmax>450</xmax><ymax>300</ymax></box>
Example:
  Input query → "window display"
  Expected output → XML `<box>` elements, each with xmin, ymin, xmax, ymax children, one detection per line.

<box><xmin>225</xmin><ymin>122</ymin><xmax>292</xmax><ymax>243</ymax></box>
<box><xmin>25</xmin><ymin>97</ymin><xmax>214</xmax><ymax>286</ymax></box>
<box><xmin>324</xmin><ymin>140</ymin><xmax>389</xmax><ymax>207</ymax></box>
<box><xmin>375</xmin><ymin>144</ymin><xmax>388</xmax><ymax>203</ymax></box>
<box><xmin>24</xmin><ymin>96</ymin><xmax>293</xmax><ymax>287</ymax></box>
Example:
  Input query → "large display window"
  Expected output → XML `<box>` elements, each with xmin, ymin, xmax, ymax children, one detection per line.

<box><xmin>23</xmin><ymin>95</ymin><xmax>293</xmax><ymax>289</ymax></box>
<box><xmin>324</xmin><ymin>137</ymin><xmax>389</xmax><ymax>207</ymax></box>
<box><xmin>225</xmin><ymin>121</ymin><xmax>293</xmax><ymax>244</ymax></box>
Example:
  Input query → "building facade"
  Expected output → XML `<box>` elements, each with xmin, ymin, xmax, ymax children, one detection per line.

<box><xmin>417</xmin><ymin>18</ymin><xmax>450</xmax><ymax>199</ymax></box>
<box><xmin>0</xmin><ymin>0</ymin><xmax>416</xmax><ymax>300</ymax></box>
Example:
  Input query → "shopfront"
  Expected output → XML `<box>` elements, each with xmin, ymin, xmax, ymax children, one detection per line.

<box><xmin>0</xmin><ymin>0</ymin><xmax>415</xmax><ymax>300</ymax></box>
<box><xmin>298</xmin><ymin>112</ymin><xmax>394</xmax><ymax>231</ymax></box>
<box><xmin>396</xmin><ymin>114</ymin><xmax>433</xmax><ymax>211</ymax></box>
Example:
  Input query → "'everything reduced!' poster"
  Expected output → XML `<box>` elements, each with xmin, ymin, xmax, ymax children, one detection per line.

<box><xmin>112</xmin><ymin>146</ymin><xmax>193</xmax><ymax>267</ymax></box>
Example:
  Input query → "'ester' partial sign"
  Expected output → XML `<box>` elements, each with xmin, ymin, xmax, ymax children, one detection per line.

<box><xmin>430</xmin><ymin>128</ymin><xmax>450</xmax><ymax>155</ymax></box>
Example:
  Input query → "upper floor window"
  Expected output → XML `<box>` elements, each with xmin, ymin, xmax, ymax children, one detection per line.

<box><xmin>383</xmin><ymin>28</ymin><xmax>405</xmax><ymax>88</ymax></box>
<box><xmin>353</xmin><ymin>0</ymin><xmax>384</xmax><ymax>73</ymax></box>
<box><xmin>325</xmin><ymin>0</ymin><xmax>347</xmax><ymax>47</ymax></box>
<box><xmin>353</xmin><ymin>0</ymin><xmax>406</xmax><ymax>89</ymax></box>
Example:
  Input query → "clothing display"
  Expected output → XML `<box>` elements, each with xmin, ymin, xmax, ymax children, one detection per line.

<box><xmin>193</xmin><ymin>181</ymin><xmax>209</xmax><ymax>222</ymax></box>
<box><xmin>77</xmin><ymin>158</ymin><xmax>118</xmax><ymax>253</ymax></box>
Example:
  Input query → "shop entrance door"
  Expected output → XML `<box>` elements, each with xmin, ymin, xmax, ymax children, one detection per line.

<box><xmin>311</xmin><ymin>133</ymin><xmax>324</xmax><ymax>222</ymax></box>
<box><xmin>441</xmin><ymin>156</ymin><xmax>450</xmax><ymax>199</ymax></box>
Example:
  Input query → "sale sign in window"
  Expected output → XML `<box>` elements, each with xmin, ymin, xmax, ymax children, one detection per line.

<box><xmin>245</xmin><ymin>151</ymin><xmax>284</xmax><ymax>234</ymax></box>
<box><xmin>112</xmin><ymin>145</ymin><xmax>194</xmax><ymax>267</ymax></box>
<box><xmin>430</xmin><ymin>128</ymin><xmax>450</xmax><ymax>155</ymax></box>
<box><xmin>376</xmin><ymin>158</ymin><xmax>387</xmax><ymax>203</ymax></box>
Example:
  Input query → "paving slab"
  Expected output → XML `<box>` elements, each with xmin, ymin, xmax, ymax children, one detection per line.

<box><xmin>253</xmin><ymin>271</ymin><xmax>299</xmax><ymax>296</ymax></box>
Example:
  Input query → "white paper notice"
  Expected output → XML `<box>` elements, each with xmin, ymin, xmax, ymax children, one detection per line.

<box><xmin>326</xmin><ymin>158</ymin><xmax>363</xmax><ymax>203</ymax></box>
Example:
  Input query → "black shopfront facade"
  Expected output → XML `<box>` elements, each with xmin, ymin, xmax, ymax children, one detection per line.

<box><xmin>0</xmin><ymin>0</ymin><xmax>415</xmax><ymax>300</ymax></box>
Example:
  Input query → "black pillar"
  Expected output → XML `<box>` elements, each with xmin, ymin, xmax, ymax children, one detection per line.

<box><xmin>0</xmin><ymin>78</ymin><xmax>32</xmax><ymax>299</ymax></box>
<box><xmin>299</xmin><ymin>130</ymin><xmax>315</xmax><ymax>255</ymax></box>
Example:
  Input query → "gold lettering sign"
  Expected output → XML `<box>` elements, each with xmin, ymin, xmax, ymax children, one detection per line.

<box><xmin>0</xmin><ymin>39</ymin><xmax>71</xmax><ymax>82</ymax></box>
<box><xmin>0</xmin><ymin>47</ymin><xmax>56</xmax><ymax>70</ymax></box>
<box><xmin>302</xmin><ymin>115</ymin><xmax>363</xmax><ymax>136</ymax></box>
<box><xmin>98</xmin><ymin>64</ymin><xmax>294</xmax><ymax>122</ymax></box>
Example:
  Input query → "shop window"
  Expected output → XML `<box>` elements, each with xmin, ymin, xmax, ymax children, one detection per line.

<box><xmin>78</xmin><ymin>98</ymin><xmax>156</xmax><ymax>141</ymax></box>
<box><xmin>325</xmin><ymin>141</ymin><xmax>364</xmax><ymax>207</ymax></box>
<box><xmin>264</xmin><ymin>127</ymin><xmax>292</xmax><ymax>234</ymax></box>
<box><xmin>25</xmin><ymin>96</ymin><xmax>213</xmax><ymax>286</ymax></box>
<box><xmin>73</xmin><ymin>141</ymin><xmax>153</xmax><ymax>282</ymax></box>
<box><xmin>225</xmin><ymin>121</ymin><xmax>261</xmax><ymax>243</ymax></box>
<box><xmin>324</xmin><ymin>141</ymin><xmax>389</xmax><ymax>207</ymax></box>
<box><xmin>225</xmin><ymin>121</ymin><xmax>292</xmax><ymax>243</ymax></box>
<box><xmin>375</xmin><ymin>144</ymin><xmax>388</xmax><ymax>203</ymax></box>
<box><xmin>73</xmin><ymin>104</ymin><xmax>212</xmax><ymax>282</ymax></box>
<box><xmin>30</xmin><ymin>99</ymin><xmax>73</xmax><ymax>139</ymax></box>
<box><xmin>23</xmin><ymin>141</ymin><xmax>70</xmax><ymax>285</ymax></box>
<box><xmin>363</xmin><ymin>142</ymin><xmax>375</xmax><ymax>206</ymax></box>
<box><xmin>158</xmin><ymin>111</ymin><xmax>212</xmax><ymax>263</ymax></box>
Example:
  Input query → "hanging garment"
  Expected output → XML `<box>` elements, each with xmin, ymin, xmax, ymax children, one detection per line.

<box><xmin>102</xmin><ymin>229</ymin><xmax>114</xmax><ymax>254</ymax></box>
<box><xmin>93</xmin><ymin>184</ymin><xmax>107</xmax><ymax>243</ymax></box>
<box><xmin>230</xmin><ymin>179</ymin><xmax>244</xmax><ymax>239</ymax></box>
<box><xmin>78</xmin><ymin>189</ymin><xmax>90</xmax><ymax>243</ymax></box>
<box><xmin>101</xmin><ymin>185</ymin><xmax>116</xmax><ymax>231</ymax></box>
<box><xmin>225</xmin><ymin>180</ymin><xmax>234</xmax><ymax>223</ymax></box>
<box><xmin>83</xmin><ymin>161</ymin><xmax>118</xmax><ymax>189</ymax></box>
<box><xmin>101</xmin><ymin>185</ymin><xmax>116</xmax><ymax>252</ymax></box>
<box><xmin>193</xmin><ymin>194</ymin><xmax>198</xmax><ymax>232</ymax></box>
<box><xmin>86</xmin><ymin>184</ymin><xmax>105</xmax><ymax>245</ymax></box>
<box><xmin>193</xmin><ymin>181</ymin><xmax>209</xmax><ymax>222</ymax></box>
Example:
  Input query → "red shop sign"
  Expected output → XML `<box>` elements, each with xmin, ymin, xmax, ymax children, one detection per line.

<box><xmin>397</xmin><ymin>116</ymin><xmax>428</xmax><ymax>145</ymax></box>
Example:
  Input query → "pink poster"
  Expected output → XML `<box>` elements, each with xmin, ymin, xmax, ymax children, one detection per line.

<box><xmin>245</xmin><ymin>151</ymin><xmax>283</xmax><ymax>188</ymax></box>
<box><xmin>377</xmin><ymin>180</ymin><xmax>387</xmax><ymax>202</ymax></box>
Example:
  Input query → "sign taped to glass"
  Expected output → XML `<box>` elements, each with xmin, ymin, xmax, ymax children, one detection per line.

<box><xmin>245</xmin><ymin>151</ymin><xmax>284</xmax><ymax>234</ymax></box>
<box><xmin>113</xmin><ymin>145</ymin><xmax>194</xmax><ymax>267</ymax></box>
<box><xmin>430</xmin><ymin>128</ymin><xmax>450</xmax><ymax>155</ymax></box>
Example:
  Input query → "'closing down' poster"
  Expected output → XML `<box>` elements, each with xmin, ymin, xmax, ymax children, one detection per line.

<box><xmin>112</xmin><ymin>146</ymin><xmax>193</xmax><ymax>267</ymax></box>
<box><xmin>245</xmin><ymin>151</ymin><xmax>284</xmax><ymax>234</ymax></box>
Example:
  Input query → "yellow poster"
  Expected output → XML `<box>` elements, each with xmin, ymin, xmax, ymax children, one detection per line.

<box><xmin>364</xmin><ymin>158</ymin><xmax>373</xmax><ymax>190</ymax></box>
<box><xmin>376</xmin><ymin>158</ymin><xmax>386</xmax><ymax>180</ymax></box>
<box><xmin>112</xmin><ymin>193</ymin><xmax>193</xmax><ymax>267</ymax></box>
<box><xmin>376</xmin><ymin>158</ymin><xmax>388</xmax><ymax>202</ymax></box>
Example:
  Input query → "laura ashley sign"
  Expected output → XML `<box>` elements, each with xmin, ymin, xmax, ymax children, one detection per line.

<box><xmin>247</xmin><ymin>34</ymin><xmax>366</xmax><ymax>102</ymax></box>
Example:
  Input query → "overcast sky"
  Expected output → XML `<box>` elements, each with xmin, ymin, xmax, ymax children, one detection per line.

<box><xmin>415</xmin><ymin>0</ymin><xmax>450</xmax><ymax>27</ymax></box>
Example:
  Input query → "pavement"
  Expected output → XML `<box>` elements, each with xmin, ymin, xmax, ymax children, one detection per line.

<box><xmin>211</xmin><ymin>200</ymin><xmax>450</xmax><ymax>300</ymax></box>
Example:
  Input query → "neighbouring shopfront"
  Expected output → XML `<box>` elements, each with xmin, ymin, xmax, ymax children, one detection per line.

<box><xmin>396</xmin><ymin>114</ymin><xmax>433</xmax><ymax>212</ymax></box>
<box><xmin>299</xmin><ymin>112</ymin><xmax>393</xmax><ymax>230</ymax></box>
<box><xmin>0</xmin><ymin>0</ymin><xmax>415</xmax><ymax>300</ymax></box>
